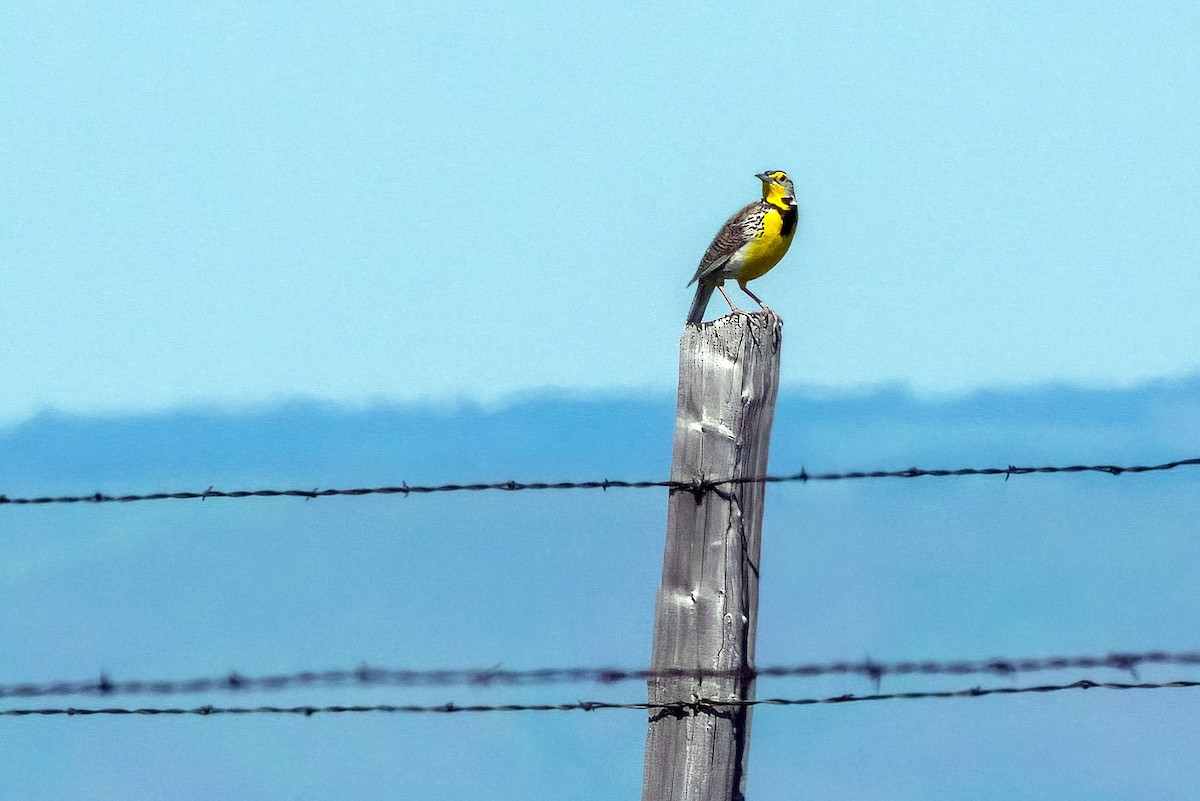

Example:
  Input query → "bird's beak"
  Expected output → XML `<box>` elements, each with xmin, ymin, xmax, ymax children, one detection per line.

<box><xmin>755</xmin><ymin>172</ymin><xmax>773</xmax><ymax>183</ymax></box>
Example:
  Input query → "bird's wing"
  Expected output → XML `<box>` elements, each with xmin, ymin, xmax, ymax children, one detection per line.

<box><xmin>688</xmin><ymin>201</ymin><xmax>768</xmax><ymax>286</ymax></box>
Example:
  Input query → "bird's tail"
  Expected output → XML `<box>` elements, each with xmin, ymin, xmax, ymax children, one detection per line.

<box><xmin>686</xmin><ymin>280</ymin><xmax>717</xmax><ymax>325</ymax></box>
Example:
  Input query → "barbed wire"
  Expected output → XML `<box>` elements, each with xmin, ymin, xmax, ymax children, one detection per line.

<box><xmin>4</xmin><ymin>678</ymin><xmax>1198</xmax><ymax>717</ymax></box>
<box><xmin>4</xmin><ymin>650</ymin><xmax>1196</xmax><ymax>699</ymax></box>
<box><xmin>1</xmin><ymin>457</ymin><xmax>1196</xmax><ymax>508</ymax></box>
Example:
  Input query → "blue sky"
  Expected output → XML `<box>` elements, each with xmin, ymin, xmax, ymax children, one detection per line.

<box><xmin>2</xmin><ymin>1</ymin><xmax>1200</xmax><ymax>420</ymax></box>
<box><xmin>2</xmin><ymin>0</ymin><xmax>1200</xmax><ymax>798</ymax></box>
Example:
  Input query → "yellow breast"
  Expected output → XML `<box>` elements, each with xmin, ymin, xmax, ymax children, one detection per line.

<box><xmin>738</xmin><ymin>207</ymin><xmax>795</xmax><ymax>282</ymax></box>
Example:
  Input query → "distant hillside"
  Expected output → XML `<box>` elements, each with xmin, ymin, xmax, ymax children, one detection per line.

<box><xmin>1</xmin><ymin>375</ymin><xmax>1197</xmax><ymax>494</ymax></box>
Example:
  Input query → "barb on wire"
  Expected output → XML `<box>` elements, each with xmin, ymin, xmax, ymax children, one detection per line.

<box><xmin>0</xmin><ymin>457</ymin><xmax>1197</xmax><ymax>508</ymax></box>
<box><xmin>4</xmin><ymin>650</ymin><xmax>1197</xmax><ymax>700</ymax></box>
<box><xmin>3</xmin><ymin>678</ymin><xmax>1198</xmax><ymax>717</ymax></box>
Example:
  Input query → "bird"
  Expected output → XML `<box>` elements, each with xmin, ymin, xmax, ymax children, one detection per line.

<box><xmin>686</xmin><ymin>170</ymin><xmax>798</xmax><ymax>324</ymax></box>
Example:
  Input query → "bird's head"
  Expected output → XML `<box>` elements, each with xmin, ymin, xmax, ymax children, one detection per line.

<box><xmin>756</xmin><ymin>170</ymin><xmax>796</xmax><ymax>209</ymax></box>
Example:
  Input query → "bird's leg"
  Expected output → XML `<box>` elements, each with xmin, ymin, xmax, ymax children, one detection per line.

<box><xmin>718</xmin><ymin>285</ymin><xmax>748</xmax><ymax>316</ymax></box>
<box><xmin>738</xmin><ymin>281</ymin><xmax>773</xmax><ymax>315</ymax></box>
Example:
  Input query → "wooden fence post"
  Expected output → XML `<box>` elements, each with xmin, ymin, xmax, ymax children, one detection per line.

<box><xmin>642</xmin><ymin>310</ymin><xmax>783</xmax><ymax>801</ymax></box>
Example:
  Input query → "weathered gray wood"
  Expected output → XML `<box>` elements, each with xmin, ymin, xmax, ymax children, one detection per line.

<box><xmin>642</xmin><ymin>310</ymin><xmax>783</xmax><ymax>801</ymax></box>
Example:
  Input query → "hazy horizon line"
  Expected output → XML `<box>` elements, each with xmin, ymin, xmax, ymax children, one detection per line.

<box><xmin>4</xmin><ymin>369</ymin><xmax>1199</xmax><ymax>432</ymax></box>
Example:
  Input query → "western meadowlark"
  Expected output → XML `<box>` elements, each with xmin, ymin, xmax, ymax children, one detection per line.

<box><xmin>686</xmin><ymin>170</ymin><xmax>798</xmax><ymax>324</ymax></box>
